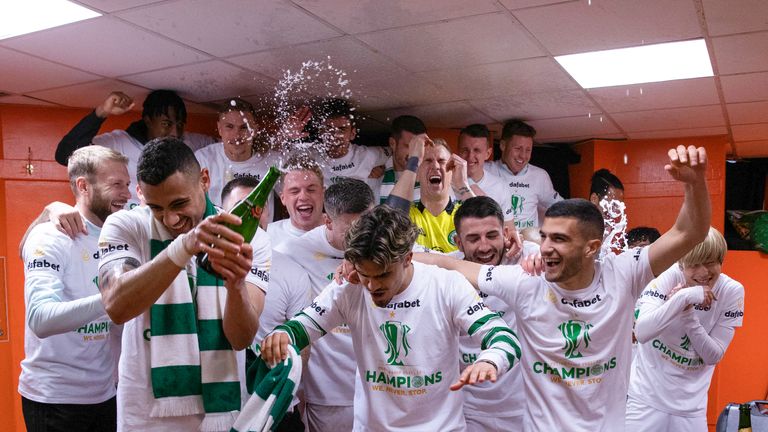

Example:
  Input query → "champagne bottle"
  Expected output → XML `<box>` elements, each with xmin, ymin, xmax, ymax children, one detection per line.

<box><xmin>738</xmin><ymin>403</ymin><xmax>752</xmax><ymax>432</ymax></box>
<box><xmin>197</xmin><ymin>166</ymin><xmax>280</xmax><ymax>279</ymax></box>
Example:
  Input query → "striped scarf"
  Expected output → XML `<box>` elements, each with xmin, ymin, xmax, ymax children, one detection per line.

<box><xmin>149</xmin><ymin>197</ymin><xmax>240</xmax><ymax>431</ymax></box>
<box><xmin>231</xmin><ymin>344</ymin><xmax>301</xmax><ymax>432</ymax></box>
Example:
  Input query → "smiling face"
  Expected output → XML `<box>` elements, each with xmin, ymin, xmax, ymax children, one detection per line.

<box><xmin>389</xmin><ymin>131</ymin><xmax>415</xmax><ymax>172</ymax></box>
<box><xmin>84</xmin><ymin>160</ymin><xmax>132</xmax><ymax>223</ymax></box>
<box><xmin>354</xmin><ymin>255</ymin><xmax>413</xmax><ymax>307</ymax></box>
<box><xmin>458</xmin><ymin>134</ymin><xmax>491</xmax><ymax>180</ymax></box>
<box><xmin>539</xmin><ymin>217</ymin><xmax>601</xmax><ymax>289</ymax></box>
<box><xmin>681</xmin><ymin>260</ymin><xmax>722</xmax><ymax>289</ymax></box>
<box><xmin>140</xmin><ymin>169</ymin><xmax>210</xmax><ymax>239</ymax></box>
<box><xmin>417</xmin><ymin>144</ymin><xmax>452</xmax><ymax>200</ymax></box>
<box><xmin>218</xmin><ymin>110</ymin><xmax>256</xmax><ymax>161</ymax></box>
<box><xmin>456</xmin><ymin>215</ymin><xmax>506</xmax><ymax>265</ymax></box>
<box><xmin>500</xmin><ymin>135</ymin><xmax>533</xmax><ymax>175</ymax></box>
<box><xmin>279</xmin><ymin>169</ymin><xmax>324</xmax><ymax>231</ymax></box>
<box><xmin>322</xmin><ymin>116</ymin><xmax>356</xmax><ymax>158</ymax></box>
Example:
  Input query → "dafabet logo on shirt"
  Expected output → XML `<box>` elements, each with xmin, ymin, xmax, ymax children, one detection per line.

<box><xmin>380</xmin><ymin>320</ymin><xmax>411</xmax><ymax>366</ymax></box>
<box><xmin>558</xmin><ymin>320</ymin><xmax>593</xmax><ymax>359</ymax></box>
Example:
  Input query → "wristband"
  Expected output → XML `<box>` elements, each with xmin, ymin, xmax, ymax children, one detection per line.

<box><xmin>406</xmin><ymin>156</ymin><xmax>420</xmax><ymax>172</ymax></box>
<box><xmin>166</xmin><ymin>234</ymin><xmax>193</xmax><ymax>268</ymax></box>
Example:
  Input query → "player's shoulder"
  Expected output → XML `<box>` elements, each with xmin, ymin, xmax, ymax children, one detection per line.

<box><xmin>716</xmin><ymin>273</ymin><xmax>745</xmax><ymax>297</ymax></box>
<box><xmin>194</xmin><ymin>142</ymin><xmax>223</xmax><ymax>159</ymax></box>
<box><xmin>25</xmin><ymin>222</ymin><xmax>71</xmax><ymax>253</ymax></box>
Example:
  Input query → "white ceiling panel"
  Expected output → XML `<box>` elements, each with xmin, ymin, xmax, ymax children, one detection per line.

<box><xmin>354</xmin><ymin>76</ymin><xmax>452</xmax><ymax>111</ymax></box>
<box><xmin>0</xmin><ymin>47</ymin><xmax>99</xmax><ymax>93</ymax></box>
<box><xmin>727</xmin><ymin>101</ymin><xmax>768</xmax><ymax>125</ymax></box>
<box><xmin>0</xmin><ymin>95</ymin><xmax>61</xmax><ymax>106</ymax></box>
<box><xmin>118</xmin><ymin>0</ymin><xmax>340</xmax><ymax>58</ymax></box>
<box><xmin>627</xmin><ymin>126</ymin><xmax>728</xmax><ymax>140</ymax></box>
<box><xmin>469</xmin><ymin>90</ymin><xmax>598</xmax><ymax>122</ymax></box>
<box><xmin>589</xmin><ymin>78</ymin><xmax>720</xmax><ymax>113</ymax></box>
<box><xmin>611</xmin><ymin>105</ymin><xmax>725</xmax><ymax>132</ymax></box>
<box><xmin>418</xmin><ymin>57</ymin><xmax>577</xmax><ymax>101</ymax></box>
<box><xmin>513</xmin><ymin>0</ymin><xmax>701</xmax><ymax>55</ymax></box>
<box><xmin>499</xmin><ymin>0</ymin><xmax>580</xmax><ymax>10</ymax></box>
<box><xmin>1</xmin><ymin>16</ymin><xmax>208</xmax><ymax>77</ymax></box>
<box><xmin>228</xmin><ymin>37</ymin><xmax>407</xmax><ymax>82</ymax></box>
<box><xmin>357</xmin><ymin>13</ymin><xmax>544</xmax><ymax>72</ymax></box>
<box><xmin>26</xmin><ymin>79</ymin><xmax>150</xmax><ymax>108</ymax></box>
<box><xmin>364</xmin><ymin>102</ymin><xmax>495</xmax><ymax>129</ymax></box>
<box><xmin>732</xmin><ymin>123</ymin><xmax>768</xmax><ymax>142</ymax></box>
<box><xmin>712</xmin><ymin>32</ymin><xmax>768</xmax><ymax>75</ymax></box>
<box><xmin>703</xmin><ymin>0</ymin><xmax>768</xmax><ymax>36</ymax></box>
<box><xmin>527</xmin><ymin>116</ymin><xmax>622</xmax><ymax>140</ymax></box>
<box><xmin>720</xmin><ymin>72</ymin><xmax>768</xmax><ymax>103</ymax></box>
<box><xmin>75</xmin><ymin>0</ymin><xmax>167</xmax><ymax>13</ymax></box>
<box><xmin>120</xmin><ymin>61</ymin><xmax>275</xmax><ymax>103</ymax></box>
<box><xmin>291</xmin><ymin>0</ymin><xmax>502</xmax><ymax>34</ymax></box>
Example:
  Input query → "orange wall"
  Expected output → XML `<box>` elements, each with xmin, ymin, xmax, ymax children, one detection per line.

<box><xmin>0</xmin><ymin>104</ymin><xmax>215</xmax><ymax>432</ymax></box>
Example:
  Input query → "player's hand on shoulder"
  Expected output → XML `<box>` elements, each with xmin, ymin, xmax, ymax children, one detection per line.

<box><xmin>46</xmin><ymin>201</ymin><xmax>87</xmax><ymax>239</ymax></box>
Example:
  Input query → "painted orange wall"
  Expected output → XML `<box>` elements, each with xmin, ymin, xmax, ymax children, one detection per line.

<box><xmin>0</xmin><ymin>104</ymin><xmax>216</xmax><ymax>432</ymax></box>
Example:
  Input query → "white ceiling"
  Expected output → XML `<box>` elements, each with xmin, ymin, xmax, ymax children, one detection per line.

<box><xmin>1</xmin><ymin>0</ymin><xmax>767</xmax><ymax>157</ymax></box>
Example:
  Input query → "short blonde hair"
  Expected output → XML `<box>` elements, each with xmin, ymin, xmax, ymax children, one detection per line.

<box><xmin>679</xmin><ymin>227</ymin><xmax>727</xmax><ymax>267</ymax></box>
<box><xmin>431</xmin><ymin>138</ymin><xmax>451</xmax><ymax>153</ymax></box>
<box><xmin>68</xmin><ymin>146</ymin><xmax>129</xmax><ymax>194</ymax></box>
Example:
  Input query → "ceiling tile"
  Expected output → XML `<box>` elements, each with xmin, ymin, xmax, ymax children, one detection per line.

<box><xmin>363</xmin><ymin>102</ymin><xmax>495</xmax><ymax>129</ymax></box>
<box><xmin>0</xmin><ymin>47</ymin><xmax>99</xmax><ymax>93</ymax></box>
<box><xmin>732</xmin><ymin>123</ymin><xmax>768</xmax><ymax>142</ymax></box>
<box><xmin>354</xmin><ymin>76</ymin><xmax>451</xmax><ymax>111</ymax></box>
<box><xmin>292</xmin><ymin>0</ymin><xmax>502</xmax><ymax>34</ymax></box>
<box><xmin>721</xmin><ymin>72</ymin><xmax>768</xmax><ymax>103</ymax></box>
<box><xmin>712</xmin><ymin>32</ymin><xmax>768</xmax><ymax>75</ymax></box>
<box><xmin>627</xmin><ymin>126</ymin><xmax>728</xmax><ymax>140</ymax></box>
<box><xmin>513</xmin><ymin>0</ymin><xmax>701</xmax><ymax>55</ymax></box>
<box><xmin>120</xmin><ymin>61</ymin><xmax>276</xmax><ymax>103</ymax></box>
<box><xmin>356</xmin><ymin>12</ymin><xmax>544</xmax><ymax>72</ymax></box>
<box><xmin>418</xmin><ymin>57</ymin><xmax>578</xmax><ymax>101</ymax></box>
<box><xmin>500</xmin><ymin>0</ymin><xmax>579</xmax><ymax>10</ymax></box>
<box><xmin>75</xmin><ymin>0</ymin><xmax>167</xmax><ymax>13</ymax></box>
<box><xmin>703</xmin><ymin>0</ymin><xmax>768</xmax><ymax>36</ymax></box>
<box><xmin>228</xmin><ymin>37</ymin><xmax>407</xmax><ymax>82</ymax></box>
<box><xmin>589</xmin><ymin>78</ymin><xmax>720</xmax><ymax>113</ymax></box>
<box><xmin>611</xmin><ymin>105</ymin><xmax>725</xmax><ymax>132</ymax></box>
<box><xmin>118</xmin><ymin>0</ymin><xmax>340</xmax><ymax>57</ymax></box>
<box><xmin>0</xmin><ymin>95</ymin><xmax>61</xmax><ymax>107</ymax></box>
<box><xmin>469</xmin><ymin>90</ymin><xmax>598</xmax><ymax>122</ymax></box>
<box><xmin>526</xmin><ymin>116</ymin><xmax>621</xmax><ymax>140</ymax></box>
<box><xmin>26</xmin><ymin>79</ymin><xmax>150</xmax><ymax>108</ymax></box>
<box><xmin>727</xmin><ymin>101</ymin><xmax>768</xmax><ymax>125</ymax></box>
<box><xmin>2</xmin><ymin>16</ymin><xmax>208</xmax><ymax>77</ymax></box>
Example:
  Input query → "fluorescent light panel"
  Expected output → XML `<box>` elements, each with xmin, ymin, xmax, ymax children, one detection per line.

<box><xmin>555</xmin><ymin>39</ymin><xmax>713</xmax><ymax>89</ymax></box>
<box><xmin>0</xmin><ymin>0</ymin><xmax>101</xmax><ymax>41</ymax></box>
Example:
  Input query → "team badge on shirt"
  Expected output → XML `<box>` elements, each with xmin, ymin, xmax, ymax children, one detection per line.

<box><xmin>380</xmin><ymin>320</ymin><xmax>412</xmax><ymax>366</ymax></box>
<box><xmin>558</xmin><ymin>320</ymin><xmax>593</xmax><ymax>359</ymax></box>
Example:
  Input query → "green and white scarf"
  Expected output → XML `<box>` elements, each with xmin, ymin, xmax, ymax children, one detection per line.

<box><xmin>231</xmin><ymin>344</ymin><xmax>301</xmax><ymax>432</ymax></box>
<box><xmin>149</xmin><ymin>197</ymin><xmax>240</xmax><ymax>431</ymax></box>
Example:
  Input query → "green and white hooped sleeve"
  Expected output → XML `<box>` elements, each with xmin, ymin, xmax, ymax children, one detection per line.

<box><xmin>273</xmin><ymin>283</ymin><xmax>345</xmax><ymax>351</ymax></box>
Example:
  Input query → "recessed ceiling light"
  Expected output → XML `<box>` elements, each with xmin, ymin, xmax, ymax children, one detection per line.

<box><xmin>0</xmin><ymin>0</ymin><xmax>101</xmax><ymax>41</ymax></box>
<box><xmin>555</xmin><ymin>39</ymin><xmax>713</xmax><ymax>89</ymax></box>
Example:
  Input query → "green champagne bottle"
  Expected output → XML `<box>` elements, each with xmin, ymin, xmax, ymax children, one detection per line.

<box><xmin>197</xmin><ymin>166</ymin><xmax>281</xmax><ymax>279</ymax></box>
<box><xmin>738</xmin><ymin>403</ymin><xmax>752</xmax><ymax>432</ymax></box>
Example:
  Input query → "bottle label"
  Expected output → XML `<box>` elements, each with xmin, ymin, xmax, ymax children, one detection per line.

<box><xmin>250</xmin><ymin>205</ymin><xmax>263</xmax><ymax>220</ymax></box>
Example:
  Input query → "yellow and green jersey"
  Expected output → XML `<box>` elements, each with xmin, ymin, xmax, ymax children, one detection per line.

<box><xmin>409</xmin><ymin>199</ymin><xmax>461</xmax><ymax>253</ymax></box>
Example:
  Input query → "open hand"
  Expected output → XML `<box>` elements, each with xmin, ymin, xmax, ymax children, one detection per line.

<box><xmin>450</xmin><ymin>361</ymin><xmax>497</xmax><ymax>391</ymax></box>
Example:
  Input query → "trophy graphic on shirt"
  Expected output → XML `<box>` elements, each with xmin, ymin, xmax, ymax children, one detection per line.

<box><xmin>380</xmin><ymin>321</ymin><xmax>412</xmax><ymax>366</ymax></box>
<box><xmin>558</xmin><ymin>320</ymin><xmax>593</xmax><ymax>359</ymax></box>
<box><xmin>680</xmin><ymin>334</ymin><xmax>691</xmax><ymax>351</ymax></box>
<box><xmin>510</xmin><ymin>194</ymin><xmax>525</xmax><ymax>217</ymax></box>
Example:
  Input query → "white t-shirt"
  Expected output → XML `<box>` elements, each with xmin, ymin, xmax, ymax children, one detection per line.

<box><xmin>474</xmin><ymin>170</ymin><xmax>509</xmax><ymax>218</ymax></box>
<box><xmin>19</xmin><ymin>221</ymin><xmax>117</xmax><ymax>404</ymax></box>
<box><xmin>276</xmin><ymin>262</ymin><xmax>520</xmax><ymax>431</ymax></box>
<box><xmin>267</xmin><ymin>218</ymin><xmax>309</xmax><ymax>250</ymax></box>
<box><xmin>259</xmin><ymin>227</ymin><xmax>355</xmax><ymax>406</ymax></box>
<box><xmin>484</xmin><ymin>161</ymin><xmax>562</xmax><ymax>229</ymax></box>
<box><xmin>478</xmin><ymin>247</ymin><xmax>653</xmax><ymax>432</ymax></box>
<box><xmin>194</xmin><ymin>144</ymin><xmax>277</xmax><ymax>219</ymax></box>
<box><xmin>322</xmin><ymin>144</ymin><xmax>388</xmax><ymax>198</ymax></box>
<box><xmin>92</xmin><ymin>130</ymin><xmax>214</xmax><ymax>210</ymax></box>
<box><xmin>98</xmin><ymin>206</ymin><xmax>267</xmax><ymax>431</ymax></box>
<box><xmin>629</xmin><ymin>267</ymin><xmax>744</xmax><ymax>416</ymax></box>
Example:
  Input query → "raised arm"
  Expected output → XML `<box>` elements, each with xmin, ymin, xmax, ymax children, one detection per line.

<box><xmin>412</xmin><ymin>252</ymin><xmax>483</xmax><ymax>289</ymax></box>
<box><xmin>55</xmin><ymin>92</ymin><xmax>135</xmax><ymax>165</ymax></box>
<box><xmin>648</xmin><ymin>145</ymin><xmax>711</xmax><ymax>276</ymax></box>
<box><xmin>448</xmin><ymin>154</ymin><xmax>476</xmax><ymax>201</ymax></box>
<box><xmin>385</xmin><ymin>134</ymin><xmax>429</xmax><ymax>213</ymax></box>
